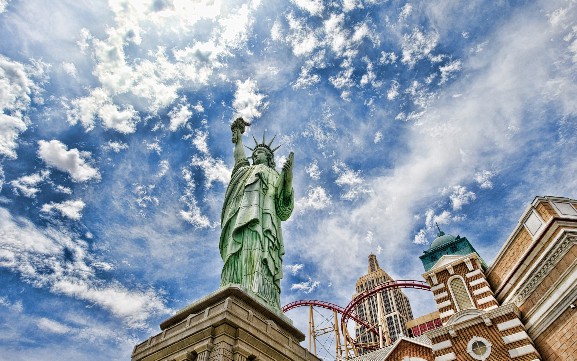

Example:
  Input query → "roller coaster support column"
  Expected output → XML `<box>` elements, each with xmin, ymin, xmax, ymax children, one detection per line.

<box><xmin>308</xmin><ymin>305</ymin><xmax>317</xmax><ymax>356</ymax></box>
<box><xmin>334</xmin><ymin>309</ymin><xmax>342</xmax><ymax>358</ymax></box>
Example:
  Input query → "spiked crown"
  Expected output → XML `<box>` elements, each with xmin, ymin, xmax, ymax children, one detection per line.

<box><xmin>245</xmin><ymin>133</ymin><xmax>281</xmax><ymax>168</ymax></box>
<box><xmin>245</xmin><ymin>133</ymin><xmax>281</xmax><ymax>156</ymax></box>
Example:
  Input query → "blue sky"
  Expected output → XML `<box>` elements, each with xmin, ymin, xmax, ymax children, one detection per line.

<box><xmin>1</xmin><ymin>0</ymin><xmax>577</xmax><ymax>359</ymax></box>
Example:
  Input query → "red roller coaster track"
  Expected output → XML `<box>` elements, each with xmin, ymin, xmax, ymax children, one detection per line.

<box><xmin>340</xmin><ymin>280</ymin><xmax>431</xmax><ymax>343</ymax></box>
<box><xmin>282</xmin><ymin>280</ymin><xmax>431</xmax><ymax>351</ymax></box>
<box><xmin>282</xmin><ymin>299</ymin><xmax>377</xmax><ymax>335</ymax></box>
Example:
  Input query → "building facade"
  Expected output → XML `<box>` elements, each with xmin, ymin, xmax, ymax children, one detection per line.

<box><xmin>354</xmin><ymin>255</ymin><xmax>414</xmax><ymax>348</ymax></box>
<box><xmin>350</xmin><ymin>195</ymin><xmax>577</xmax><ymax>361</ymax></box>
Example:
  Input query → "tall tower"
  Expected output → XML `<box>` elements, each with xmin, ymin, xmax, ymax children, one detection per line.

<box><xmin>354</xmin><ymin>254</ymin><xmax>413</xmax><ymax>349</ymax></box>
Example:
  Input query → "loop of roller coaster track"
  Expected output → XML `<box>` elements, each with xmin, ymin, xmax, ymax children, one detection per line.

<box><xmin>282</xmin><ymin>299</ymin><xmax>376</xmax><ymax>333</ymax></box>
<box><xmin>340</xmin><ymin>280</ymin><xmax>431</xmax><ymax>348</ymax></box>
<box><xmin>281</xmin><ymin>280</ymin><xmax>431</xmax><ymax>351</ymax></box>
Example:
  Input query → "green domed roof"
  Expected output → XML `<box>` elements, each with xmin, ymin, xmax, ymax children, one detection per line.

<box><xmin>429</xmin><ymin>232</ymin><xmax>456</xmax><ymax>250</ymax></box>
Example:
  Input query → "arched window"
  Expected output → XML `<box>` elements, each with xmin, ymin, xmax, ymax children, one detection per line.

<box><xmin>448</xmin><ymin>276</ymin><xmax>474</xmax><ymax>311</ymax></box>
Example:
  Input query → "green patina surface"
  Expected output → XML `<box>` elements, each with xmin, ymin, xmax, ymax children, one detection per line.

<box><xmin>219</xmin><ymin>118</ymin><xmax>294</xmax><ymax>310</ymax></box>
<box><xmin>419</xmin><ymin>228</ymin><xmax>488</xmax><ymax>272</ymax></box>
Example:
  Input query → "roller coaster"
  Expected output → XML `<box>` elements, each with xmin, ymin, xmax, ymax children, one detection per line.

<box><xmin>282</xmin><ymin>280</ymin><xmax>431</xmax><ymax>359</ymax></box>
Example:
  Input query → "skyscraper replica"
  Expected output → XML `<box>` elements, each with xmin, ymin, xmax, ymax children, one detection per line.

<box><xmin>349</xmin><ymin>196</ymin><xmax>577</xmax><ymax>361</ymax></box>
<box><xmin>354</xmin><ymin>255</ymin><xmax>413</xmax><ymax>349</ymax></box>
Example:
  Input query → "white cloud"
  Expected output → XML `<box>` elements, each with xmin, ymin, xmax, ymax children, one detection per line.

<box><xmin>286</xmin><ymin>12</ymin><xmax>320</xmax><ymax>57</ymax></box>
<box><xmin>191</xmin><ymin>155</ymin><xmax>230</xmax><ymax>190</ymax></box>
<box><xmin>191</xmin><ymin>130</ymin><xmax>209</xmax><ymax>155</ymax></box>
<box><xmin>475</xmin><ymin>170</ymin><xmax>495</xmax><ymax>189</ymax></box>
<box><xmin>61</xmin><ymin>62</ymin><xmax>78</xmax><ymax>78</ymax></box>
<box><xmin>284</xmin><ymin>263</ymin><xmax>304</xmax><ymax>275</ymax></box>
<box><xmin>180</xmin><ymin>168</ymin><xmax>212</xmax><ymax>229</ymax></box>
<box><xmin>293</xmin><ymin>62</ymin><xmax>321</xmax><ymax>89</ymax></box>
<box><xmin>133</xmin><ymin>183</ymin><xmax>159</xmax><ymax>210</ymax></box>
<box><xmin>0</xmin><ymin>114</ymin><xmax>27</xmax><ymax>159</ymax></box>
<box><xmin>449</xmin><ymin>185</ymin><xmax>476</xmax><ymax>211</ymax></box>
<box><xmin>10</xmin><ymin>170</ymin><xmax>50</xmax><ymax>198</ymax></box>
<box><xmin>297</xmin><ymin>186</ymin><xmax>331</xmax><ymax>211</ymax></box>
<box><xmin>0</xmin><ymin>1</ymin><xmax>9</xmax><ymax>13</ymax></box>
<box><xmin>379</xmin><ymin>51</ymin><xmax>398</xmax><ymax>64</ymax></box>
<box><xmin>168</xmin><ymin>102</ymin><xmax>192</xmax><ymax>132</ymax></box>
<box><xmin>0</xmin><ymin>55</ymin><xmax>39</xmax><ymax>159</ymax></box>
<box><xmin>0</xmin><ymin>207</ymin><xmax>169</xmax><ymax>328</ymax></box>
<box><xmin>51</xmin><ymin>279</ymin><xmax>167</xmax><ymax>328</ymax></box>
<box><xmin>374</xmin><ymin>131</ymin><xmax>383</xmax><ymax>144</ymax></box>
<box><xmin>305</xmin><ymin>160</ymin><xmax>321</xmax><ymax>180</ymax></box>
<box><xmin>399</xmin><ymin>3</ymin><xmax>413</xmax><ymax>22</ymax></box>
<box><xmin>292</xmin><ymin>0</ymin><xmax>324</xmax><ymax>16</ymax></box>
<box><xmin>98</xmin><ymin>103</ymin><xmax>139</xmax><ymax>134</ymax></box>
<box><xmin>401</xmin><ymin>27</ymin><xmax>440</xmax><ymax>67</ymax></box>
<box><xmin>333</xmin><ymin>160</ymin><xmax>371</xmax><ymax>200</ymax></box>
<box><xmin>37</xmin><ymin>140</ymin><xmax>100</xmax><ymax>182</ymax></box>
<box><xmin>290</xmin><ymin>277</ymin><xmax>320</xmax><ymax>293</ymax></box>
<box><xmin>0</xmin><ymin>296</ymin><xmax>23</xmax><ymax>312</ymax></box>
<box><xmin>103</xmin><ymin>140</ymin><xmax>128</xmax><ymax>153</ymax></box>
<box><xmin>232</xmin><ymin>78</ymin><xmax>268</xmax><ymax>121</ymax></box>
<box><xmin>66</xmin><ymin>89</ymin><xmax>139</xmax><ymax>134</ymax></box>
<box><xmin>387</xmin><ymin>80</ymin><xmax>400</xmax><ymax>100</ymax></box>
<box><xmin>413</xmin><ymin>229</ymin><xmax>428</xmax><ymax>245</ymax></box>
<box><xmin>157</xmin><ymin>160</ymin><xmax>169</xmax><ymax>178</ymax></box>
<box><xmin>41</xmin><ymin>199</ymin><xmax>86</xmax><ymax>220</ymax></box>
<box><xmin>439</xmin><ymin>59</ymin><xmax>462</xmax><ymax>84</ymax></box>
<box><xmin>37</xmin><ymin>317</ymin><xmax>71</xmax><ymax>334</ymax></box>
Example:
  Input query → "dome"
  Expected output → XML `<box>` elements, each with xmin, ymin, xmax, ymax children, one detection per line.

<box><xmin>429</xmin><ymin>233</ymin><xmax>457</xmax><ymax>250</ymax></box>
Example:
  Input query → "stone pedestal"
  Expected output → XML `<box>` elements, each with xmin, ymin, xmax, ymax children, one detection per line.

<box><xmin>132</xmin><ymin>286</ymin><xmax>320</xmax><ymax>361</ymax></box>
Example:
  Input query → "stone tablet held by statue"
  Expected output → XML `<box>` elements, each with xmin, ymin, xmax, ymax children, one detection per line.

<box><xmin>219</xmin><ymin>117</ymin><xmax>294</xmax><ymax>310</ymax></box>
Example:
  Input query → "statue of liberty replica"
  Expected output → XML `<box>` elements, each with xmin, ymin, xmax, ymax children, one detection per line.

<box><xmin>132</xmin><ymin>118</ymin><xmax>320</xmax><ymax>361</ymax></box>
<box><xmin>219</xmin><ymin>117</ymin><xmax>294</xmax><ymax>310</ymax></box>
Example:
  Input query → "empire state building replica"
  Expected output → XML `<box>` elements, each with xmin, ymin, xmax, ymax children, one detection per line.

<box><xmin>354</xmin><ymin>254</ymin><xmax>414</xmax><ymax>350</ymax></box>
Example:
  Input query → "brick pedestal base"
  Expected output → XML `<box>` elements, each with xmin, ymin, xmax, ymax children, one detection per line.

<box><xmin>132</xmin><ymin>286</ymin><xmax>320</xmax><ymax>361</ymax></box>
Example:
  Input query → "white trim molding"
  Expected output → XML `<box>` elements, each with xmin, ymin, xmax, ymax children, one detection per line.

<box><xmin>466</xmin><ymin>269</ymin><xmax>482</xmax><ymax>278</ymax></box>
<box><xmin>502</xmin><ymin>331</ymin><xmax>529</xmax><ymax>344</ymax></box>
<box><xmin>477</xmin><ymin>295</ymin><xmax>496</xmax><ymax>305</ymax></box>
<box><xmin>439</xmin><ymin>309</ymin><xmax>455</xmax><ymax>319</ymax></box>
<box><xmin>508</xmin><ymin>344</ymin><xmax>537</xmax><ymax>358</ymax></box>
<box><xmin>431</xmin><ymin>283</ymin><xmax>445</xmax><ymax>292</ymax></box>
<box><xmin>497</xmin><ymin>318</ymin><xmax>523</xmax><ymax>331</ymax></box>
<box><xmin>432</xmin><ymin>339</ymin><xmax>452</xmax><ymax>352</ymax></box>
<box><xmin>434</xmin><ymin>291</ymin><xmax>449</xmax><ymax>301</ymax></box>
<box><xmin>469</xmin><ymin>278</ymin><xmax>486</xmax><ymax>287</ymax></box>
<box><xmin>437</xmin><ymin>300</ymin><xmax>452</xmax><ymax>308</ymax></box>
<box><xmin>473</xmin><ymin>286</ymin><xmax>492</xmax><ymax>296</ymax></box>
<box><xmin>434</xmin><ymin>352</ymin><xmax>456</xmax><ymax>361</ymax></box>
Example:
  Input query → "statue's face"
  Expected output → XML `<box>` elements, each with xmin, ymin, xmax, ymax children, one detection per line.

<box><xmin>253</xmin><ymin>149</ymin><xmax>269</xmax><ymax>165</ymax></box>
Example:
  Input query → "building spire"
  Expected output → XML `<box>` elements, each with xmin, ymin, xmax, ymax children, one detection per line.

<box><xmin>368</xmin><ymin>254</ymin><xmax>380</xmax><ymax>273</ymax></box>
<box><xmin>435</xmin><ymin>222</ymin><xmax>445</xmax><ymax>237</ymax></box>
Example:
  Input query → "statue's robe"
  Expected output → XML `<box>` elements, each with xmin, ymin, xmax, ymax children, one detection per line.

<box><xmin>220</xmin><ymin>159</ymin><xmax>293</xmax><ymax>309</ymax></box>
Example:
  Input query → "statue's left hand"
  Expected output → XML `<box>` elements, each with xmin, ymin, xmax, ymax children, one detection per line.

<box><xmin>282</xmin><ymin>152</ymin><xmax>294</xmax><ymax>188</ymax></box>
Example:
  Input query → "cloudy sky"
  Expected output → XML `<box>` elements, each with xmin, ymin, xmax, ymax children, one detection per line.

<box><xmin>1</xmin><ymin>0</ymin><xmax>577</xmax><ymax>359</ymax></box>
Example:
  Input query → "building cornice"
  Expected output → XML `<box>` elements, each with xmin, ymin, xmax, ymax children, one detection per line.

<box><xmin>487</xmin><ymin>196</ymin><xmax>577</xmax><ymax>276</ymax></box>
<box><xmin>493</xmin><ymin>221</ymin><xmax>577</xmax><ymax>299</ymax></box>
<box><xmin>425</xmin><ymin>303</ymin><xmax>519</xmax><ymax>339</ymax></box>
<box><xmin>422</xmin><ymin>253</ymin><xmax>480</xmax><ymax>280</ymax></box>
<box><xmin>508</xmin><ymin>232</ymin><xmax>577</xmax><ymax>305</ymax></box>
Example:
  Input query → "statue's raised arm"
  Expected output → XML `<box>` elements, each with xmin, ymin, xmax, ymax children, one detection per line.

<box><xmin>219</xmin><ymin>121</ymin><xmax>294</xmax><ymax>310</ymax></box>
<box><xmin>231</xmin><ymin>117</ymin><xmax>250</xmax><ymax>164</ymax></box>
